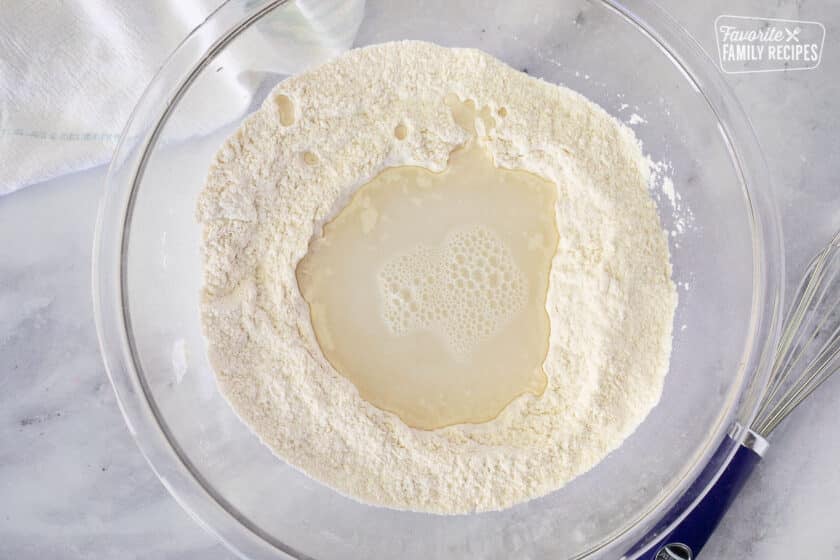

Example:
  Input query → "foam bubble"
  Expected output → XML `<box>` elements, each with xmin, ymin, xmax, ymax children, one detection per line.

<box><xmin>378</xmin><ymin>225</ymin><xmax>527</xmax><ymax>357</ymax></box>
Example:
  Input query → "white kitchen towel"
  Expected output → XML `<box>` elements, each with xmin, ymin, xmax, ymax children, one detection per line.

<box><xmin>0</xmin><ymin>0</ymin><xmax>365</xmax><ymax>196</ymax></box>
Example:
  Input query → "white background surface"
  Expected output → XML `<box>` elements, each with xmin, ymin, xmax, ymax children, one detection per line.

<box><xmin>1</xmin><ymin>0</ymin><xmax>838</xmax><ymax>558</ymax></box>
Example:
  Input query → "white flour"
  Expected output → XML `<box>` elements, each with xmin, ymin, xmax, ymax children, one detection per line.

<box><xmin>197</xmin><ymin>41</ymin><xmax>677</xmax><ymax>514</ymax></box>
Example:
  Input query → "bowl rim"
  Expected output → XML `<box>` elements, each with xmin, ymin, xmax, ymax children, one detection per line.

<box><xmin>92</xmin><ymin>1</ymin><xmax>784</xmax><ymax>558</ymax></box>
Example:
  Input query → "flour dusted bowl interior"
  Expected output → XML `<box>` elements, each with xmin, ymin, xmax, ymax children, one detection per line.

<box><xmin>94</xmin><ymin>1</ymin><xmax>781</xmax><ymax>558</ymax></box>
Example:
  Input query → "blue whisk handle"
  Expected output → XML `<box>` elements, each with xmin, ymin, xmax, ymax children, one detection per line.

<box><xmin>630</xmin><ymin>430</ymin><xmax>766</xmax><ymax>559</ymax></box>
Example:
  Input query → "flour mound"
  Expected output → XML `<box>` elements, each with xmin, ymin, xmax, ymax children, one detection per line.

<box><xmin>197</xmin><ymin>41</ymin><xmax>677</xmax><ymax>514</ymax></box>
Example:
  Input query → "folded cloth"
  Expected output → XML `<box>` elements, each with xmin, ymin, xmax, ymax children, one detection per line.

<box><xmin>0</xmin><ymin>0</ymin><xmax>364</xmax><ymax>196</ymax></box>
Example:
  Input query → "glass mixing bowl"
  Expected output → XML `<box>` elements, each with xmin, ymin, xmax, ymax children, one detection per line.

<box><xmin>93</xmin><ymin>1</ymin><xmax>783</xmax><ymax>558</ymax></box>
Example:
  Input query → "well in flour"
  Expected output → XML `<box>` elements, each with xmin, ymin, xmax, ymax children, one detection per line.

<box><xmin>197</xmin><ymin>41</ymin><xmax>677</xmax><ymax>514</ymax></box>
<box><xmin>296</xmin><ymin>95</ymin><xmax>557</xmax><ymax>430</ymax></box>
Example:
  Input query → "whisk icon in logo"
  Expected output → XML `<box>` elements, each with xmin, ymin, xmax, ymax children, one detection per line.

<box><xmin>715</xmin><ymin>15</ymin><xmax>825</xmax><ymax>74</ymax></box>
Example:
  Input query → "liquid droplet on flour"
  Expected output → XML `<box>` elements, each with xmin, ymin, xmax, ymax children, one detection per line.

<box><xmin>275</xmin><ymin>94</ymin><xmax>295</xmax><ymax>126</ymax></box>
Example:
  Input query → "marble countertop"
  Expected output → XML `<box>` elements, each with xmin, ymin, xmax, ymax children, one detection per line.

<box><xmin>1</xmin><ymin>1</ymin><xmax>838</xmax><ymax>558</ymax></box>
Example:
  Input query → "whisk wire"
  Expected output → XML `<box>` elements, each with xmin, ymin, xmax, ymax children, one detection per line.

<box><xmin>760</xmin><ymin>330</ymin><xmax>840</xmax><ymax>434</ymax></box>
<box><xmin>757</xmin><ymin>246</ymin><xmax>823</xmax><ymax>415</ymax></box>
<box><xmin>752</xmin><ymin>230</ymin><xmax>840</xmax><ymax>437</ymax></box>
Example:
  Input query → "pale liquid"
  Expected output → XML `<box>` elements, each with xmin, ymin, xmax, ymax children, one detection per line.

<box><xmin>296</xmin><ymin>97</ymin><xmax>559</xmax><ymax>430</ymax></box>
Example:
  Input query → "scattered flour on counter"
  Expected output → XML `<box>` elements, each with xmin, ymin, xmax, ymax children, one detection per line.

<box><xmin>647</xmin><ymin>156</ymin><xmax>694</xmax><ymax>242</ymax></box>
<box><xmin>661</xmin><ymin>176</ymin><xmax>676</xmax><ymax>206</ymax></box>
<box><xmin>627</xmin><ymin>113</ymin><xmax>647</xmax><ymax>125</ymax></box>
<box><xmin>197</xmin><ymin>41</ymin><xmax>677</xmax><ymax>514</ymax></box>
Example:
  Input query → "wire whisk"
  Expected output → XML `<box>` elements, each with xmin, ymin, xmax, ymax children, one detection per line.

<box><xmin>636</xmin><ymin>228</ymin><xmax>840</xmax><ymax>560</ymax></box>
<box><xmin>752</xmin><ymin>229</ymin><xmax>840</xmax><ymax>437</ymax></box>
